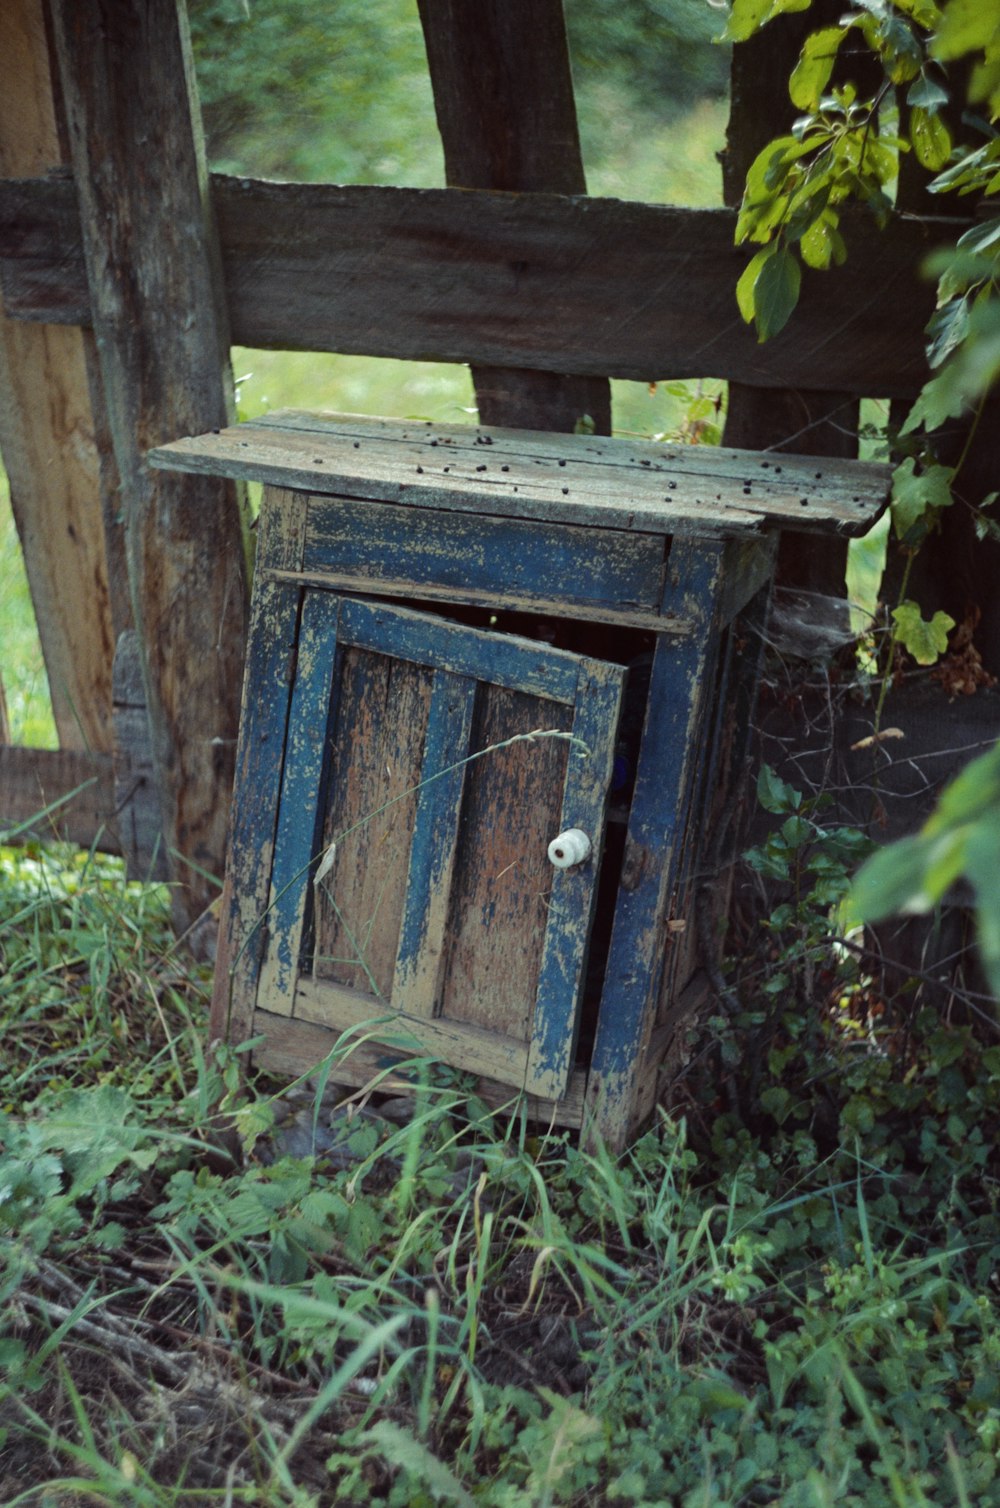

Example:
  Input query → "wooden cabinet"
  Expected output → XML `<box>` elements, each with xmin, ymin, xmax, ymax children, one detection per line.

<box><xmin>152</xmin><ymin>411</ymin><xmax>890</xmax><ymax>1146</ymax></box>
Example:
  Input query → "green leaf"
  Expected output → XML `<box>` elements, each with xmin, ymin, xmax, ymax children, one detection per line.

<box><xmin>964</xmin><ymin>809</ymin><xmax>1000</xmax><ymax>998</ymax></box>
<box><xmin>890</xmin><ymin>458</ymin><xmax>954</xmax><ymax>540</ymax></box>
<box><xmin>899</xmin><ymin>368</ymin><xmax>973</xmax><ymax>433</ymax></box>
<box><xmin>910</xmin><ymin>107</ymin><xmax>953</xmax><ymax>170</ymax></box>
<box><xmin>850</xmin><ymin>832</ymin><xmax>938</xmax><ymax>921</ymax></box>
<box><xmin>906</xmin><ymin>73</ymin><xmax>950</xmax><ymax>111</ymax></box>
<box><xmin>790</xmin><ymin>28</ymin><xmax>846</xmax><ymax>110</ymax></box>
<box><xmin>800</xmin><ymin>211</ymin><xmax>846</xmax><ymax>268</ymax></box>
<box><xmin>752</xmin><ymin>246</ymin><xmax>802</xmax><ymax>340</ymax></box>
<box><xmin>932</xmin><ymin>0</ymin><xmax>999</xmax><ymax>63</ymax></box>
<box><xmin>891</xmin><ymin>600</ymin><xmax>955</xmax><ymax>664</ymax></box>
<box><xmin>925</xmin><ymin>295</ymin><xmax>970</xmax><ymax>369</ymax></box>
<box><xmin>757</xmin><ymin>764</ymin><xmax>802</xmax><ymax>815</ymax></box>
<box><xmin>736</xmin><ymin>248</ymin><xmax>771</xmax><ymax>324</ymax></box>
<box><xmin>928</xmin><ymin>740</ymin><xmax>1000</xmax><ymax>833</ymax></box>
<box><xmin>723</xmin><ymin>0</ymin><xmax>813</xmax><ymax>43</ymax></box>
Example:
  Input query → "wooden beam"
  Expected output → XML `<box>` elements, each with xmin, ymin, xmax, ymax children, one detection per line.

<box><xmin>47</xmin><ymin>0</ymin><xmax>251</xmax><ymax>927</ymax></box>
<box><xmin>0</xmin><ymin>173</ymin><xmax>953</xmax><ymax>400</ymax></box>
<box><xmin>0</xmin><ymin>0</ymin><xmax>117</xmax><ymax>752</ymax></box>
<box><xmin>721</xmin><ymin>5</ymin><xmax>864</xmax><ymax>594</ymax></box>
<box><xmin>417</xmin><ymin>0</ymin><xmax>611</xmax><ymax>435</ymax></box>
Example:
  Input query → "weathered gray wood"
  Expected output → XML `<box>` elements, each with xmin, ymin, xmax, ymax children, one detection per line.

<box><xmin>111</xmin><ymin>631</ymin><xmax>169</xmax><ymax>882</ymax></box>
<box><xmin>0</xmin><ymin>174</ymin><xmax>962</xmax><ymax>399</ymax></box>
<box><xmin>151</xmin><ymin>414</ymin><xmax>891</xmax><ymax>540</ymax></box>
<box><xmin>417</xmin><ymin>0</ymin><xmax>611</xmax><ymax>434</ymax></box>
<box><xmin>48</xmin><ymin>0</ymin><xmax>251</xmax><ymax>928</ymax></box>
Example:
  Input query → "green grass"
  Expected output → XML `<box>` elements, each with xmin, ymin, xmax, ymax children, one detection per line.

<box><xmin>0</xmin><ymin>839</ymin><xmax>996</xmax><ymax>1504</ymax></box>
<box><xmin>0</xmin><ymin>470</ymin><xmax>56</xmax><ymax>748</ymax></box>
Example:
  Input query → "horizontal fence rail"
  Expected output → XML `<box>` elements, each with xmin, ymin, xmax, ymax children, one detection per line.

<box><xmin>0</xmin><ymin>172</ymin><xmax>967</xmax><ymax>399</ymax></box>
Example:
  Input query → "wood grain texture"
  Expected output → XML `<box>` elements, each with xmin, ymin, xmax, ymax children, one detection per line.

<box><xmin>0</xmin><ymin>173</ymin><xmax>960</xmax><ymax>398</ymax></box>
<box><xmin>208</xmin><ymin>489</ymin><xmax>307</xmax><ymax>1043</ymax></box>
<box><xmin>48</xmin><ymin>0</ymin><xmax>251</xmax><ymax>925</ymax></box>
<box><xmin>391</xmin><ymin>671</ymin><xmax>478</xmax><ymax>1016</ymax></box>
<box><xmin>312</xmin><ymin>646</ymin><xmax>432</xmax><ymax>1000</ymax></box>
<box><xmin>526</xmin><ymin>662</ymin><xmax>624</xmax><ymax>1099</ymax></box>
<box><xmin>151</xmin><ymin>414</ymin><xmax>891</xmax><ymax>540</ymax></box>
<box><xmin>258</xmin><ymin>590</ymin><xmax>341</xmax><ymax>1011</ymax></box>
<box><xmin>251</xmin><ymin>1006</ymin><xmax>589</xmax><ymax>1128</ymax></box>
<box><xmin>0</xmin><ymin>744</ymin><xmax>117</xmax><ymax>849</ymax></box>
<box><xmin>439</xmin><ymin>684</ymin><xmax>572</xmax><ymax>1042</ymax></box>
<box><xmin>722</xmin><ymin>5</ymin><xmax>861</xmax><ymax>596</ymax></box>
<box><xmin>416</xmin><ymin>0</ymin><xmax>611</xmax><ymax>434</ymax></box>
<box><xmin>0</xmin><ymin>0</ymin><xmax>114</xmax><ymax>753</ymax></box>
<box><xmin>302</xmin><ymin>494</ymin><xmax>668</xmax><ymax>618</ymax></box>
<box><xmin>586</xmin><ymin>540</ymin><xmax>726</xmax><ymax>1148</ymax></box>
<box><xmin>111</xmin><ymin>630</ymin><xmax>169</xmax><ymax>882</ymax></box>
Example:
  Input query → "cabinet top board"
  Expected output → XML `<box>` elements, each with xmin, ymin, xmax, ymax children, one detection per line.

<box><xmin>149</xmin><ymin>410</ymin><xmax>890</xmax><ymax>539</ymax></box>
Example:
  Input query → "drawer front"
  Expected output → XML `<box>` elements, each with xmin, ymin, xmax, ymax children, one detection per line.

<box><xmin>302</xmin><ymin>494</ymin><xmax>667</xmax><ymax>619</ymax></box>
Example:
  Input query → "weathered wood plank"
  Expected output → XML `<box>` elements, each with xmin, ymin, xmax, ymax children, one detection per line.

<box><xmin>0</xmin><ymin>0</ymin><xmax>116</xmax><ymax>753</ymax></box>
<box><xmin>526</xmin><ymin>661</ymin><xmax>625</xmax><ymax>1100</ymax></box>
<box><xmin>0</xmin><ymin>174</ymin><xmax>962</xmax><ymax>398</ymax></box>
<box><xmin>391</xmin><ymin>671</ymin><xmax>477</xmax><ymax>1017</ymax></box>
<box><xmin>251</xmin><ymin>1006</ymin><xmax>588</xmax><ymax>1127</ymax></box>
<box><xmin>151</xmin><ymin>415</ymin><xmax>891</xmax><ymax>539</ymax></box>
<box><xmin>312</xmin><ymin>648</ymin><xmax>431</xmax><ymax>1000</ymax></box>
<box><xmin>48</xmin><ymin>0</ymin><xmax>251</xmax><ymax>928</ymax></box>
<box><xmin>0</xmin><ymin>744</ymin><xmax>117</xmax><ymax>850</ymax></box>
<box><xmin>417</xmin><ymin>0</ymin><xmax>611</xmax><ymax>433</ymax></box>
<box><xmin>586</xmin><ymin>540</ymin><xmax>727</xmax><ymax>1148</ymax></box>
<box><xmin>294</xmin><ymin>975</ymin><xmax>536</xmax><ymax>1086</ymax></box>
<box><xmin>258</xmin><ymin>591</ymin><xmax>341</xmax><ymax>1012</ymax></box>
<box><xmin>439</xmin><ymin>684</ymin><xmax>572</xmax><ymax>1040</ymax></box>
<box><xmin>209</xmin><ymin>563</ymin><xmax>303</xmax><ymax>1044</ymax></box>
<box><xmin>302</xmin><ymin>494</ymin><xmax>668</xmax><ymax>617</ymax></box>
<box><xmin>112</xmin><ymin>630</ymin><xmax>169</xmax><ymax>882</ymax></box>
<box><xmin>338</xmin><ymin>597</ymin><xmax>583</xmax><ymax>703</ymax></box>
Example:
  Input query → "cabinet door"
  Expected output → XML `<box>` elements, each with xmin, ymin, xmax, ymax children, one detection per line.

<box><xmin>257</xmin><ymin>592</ymin><xmax>624</xmax><ymax>1100</ymax></box>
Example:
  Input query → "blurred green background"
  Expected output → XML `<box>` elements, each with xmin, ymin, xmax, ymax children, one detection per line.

<box><xmin>1</xmin><ymin>0</ymin><xmax>730</xmax><ymax>745</ymax></box>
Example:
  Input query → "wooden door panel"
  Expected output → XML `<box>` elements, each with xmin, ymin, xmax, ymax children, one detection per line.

<box><xmin>258</xmin><ymin>592</ymin><xmax>625</xmax><ymax>1098</ymax></box>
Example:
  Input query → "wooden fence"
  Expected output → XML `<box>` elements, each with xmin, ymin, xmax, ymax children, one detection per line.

<box><xmin>0</xmin><ymin>0</ymin><xmax>995</xmax><ymax>928</ymax></box>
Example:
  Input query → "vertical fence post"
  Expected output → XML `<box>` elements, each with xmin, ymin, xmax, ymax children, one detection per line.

<box><xmin>0</xmin><ymin>0</ymin><xmax>120</xmax><ymax>754</ymax></box>
<box><xmin>417</xmin><ymin>0</ymin><xmax>612</xmax><ymax>435</ymax></box>
<box><xmin>721</xmin><ymin>5</ymin><xmax>861</xmax><ymax>596</ymax></box>
<box><xmin>48</xmin><ymin>0</ymin><xmax>251</xmax><ymax>927</ymax></box>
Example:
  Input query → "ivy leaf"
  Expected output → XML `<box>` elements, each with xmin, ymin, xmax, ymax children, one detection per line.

<box><xmin>910</xmin><ymin>106</ymin><xmax>953</xmax><ymax>170</ymax></box>
<box><xmin>890</xmin><ymin>458</ymin><xmax>954</xmax><ymax>540</ymax></box>
<box><xmin>790</xmin><ymin>28</ymin><xmax>847</xmax><ymax>110</ymax></box>
<box><xmin>899</xmin><ymin>370</ymin><xmax>972</xmax><ymax>433</ymax></box>
<box><xmin>891</xmin><ymin>600</ymin><xmax>955</xmax><ymax>664</ymax></box>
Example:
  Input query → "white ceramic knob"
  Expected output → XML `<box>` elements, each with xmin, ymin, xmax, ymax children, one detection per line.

<box><xmin>547</xmin><ymin>828</ymin><xmax>592</xmax><ymax>869</ymax></box>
